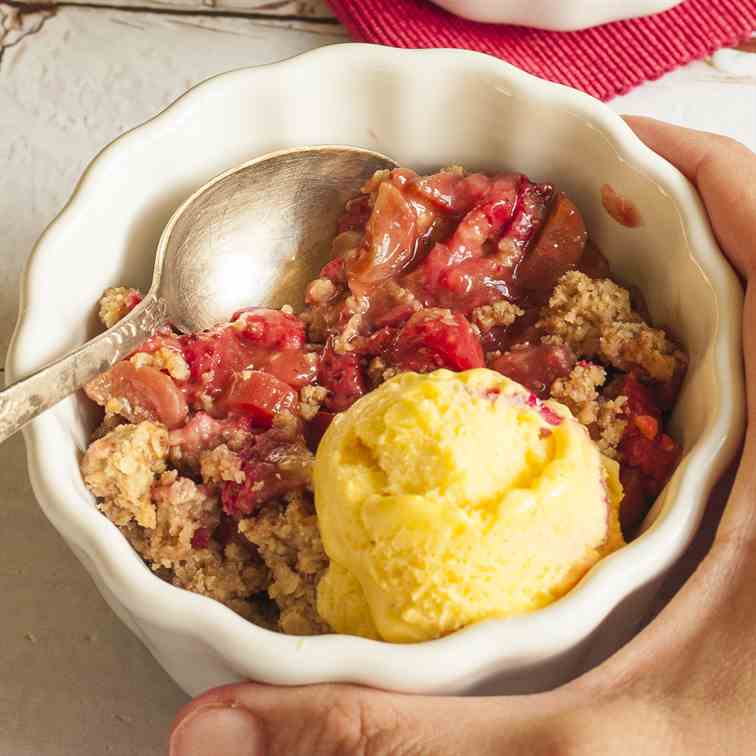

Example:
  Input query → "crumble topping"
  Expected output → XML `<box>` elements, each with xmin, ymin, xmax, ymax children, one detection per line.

<box><xmin>80</xmin><ymin>421</ymin><xmax>168</xmax><ymax>529</ymax></box>
<box><xmin>550</xmin><ymin>362</ymin><xmax>606</xmax><ymax>425</ymax></box>
<box><xmin>539</xmin><ymin>271</ymin><xmax>686</xmax><ymax>382</ymax></box>
<box><xmin>539</xmin><ymin>271</ymin><xmax>639</xmax><ymax>356</ymax></box>
<box><xmin>130</xmin><ymin>347</ymin><xmax>190</xmax><ymax>382</ymax></box>
<box><xmin>200</xmin><ymin>444</ymin><xmax>245</xmax><ymax>486</ymax></box>
<box><xmin>98</xmin><ymin>286</ymin><xmax>142</xmax><ymax>328</ymax></box>
<box><xmin>472</xmin><ymin>300</ymin><xmax>524</xmax><ymax>332</ymax></box>
<box><xmin>367</xmin><ymin>356</ymin><xmax>400</xmax><ymax>388</ymax></box>
<box><xmin>299</xmin><ymin>385</ymin><xmax>328</xmax><ymax>421</ymax></box>
<box><xmin>332</xmin><ymin>295</ymin><xmax>369</xmax><ymax>353</ymax></box>
<box><xmin>121</xmin><ymin>516</ymin><xmax>269</xmax><ymax>622</ymax></box>
<box><xmin>239</xmin><ymin>491</ymin><xmax>329</xmax><ymax>636</ymax></box>
<box><xmin>144</xmin><ymin>472</ymin><xmax>220</xmax><ymax>569</ymax></box>
<box><xmin>594</xmin><ymin>396</ymin><xmax>629</xmax><ymax>459</ymax></box>
<box><xmin>600</xmin><ymin>321</ymin><xmax>684</xmax><ymax>383</ymax></box>
<box><xmin>306</xmin><ymin>277</ymin><xmax>337</xmax><ymax>305</ymax></box>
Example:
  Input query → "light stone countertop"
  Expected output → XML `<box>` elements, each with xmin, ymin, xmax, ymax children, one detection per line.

<box><xmin>1</xmin><ymin>3</ymin><xmax>754</xmax><ymax>753</ymax></box>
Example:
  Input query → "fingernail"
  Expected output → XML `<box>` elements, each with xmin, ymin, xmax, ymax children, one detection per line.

<box><xmin>170</xmin><ymin>704</ymin><xmax>266</xmax><ymax>756</ymax></box>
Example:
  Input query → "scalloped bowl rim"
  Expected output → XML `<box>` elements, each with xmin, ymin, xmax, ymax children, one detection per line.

<box><xmin>7</xmin><ymin>44</ymin><xmax>745</xmax><ymax>692</ymax></box>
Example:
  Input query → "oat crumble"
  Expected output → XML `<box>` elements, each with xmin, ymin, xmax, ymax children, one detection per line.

<box><xmin>539</xmin><ymin>270</ymin><xmax>686</xmax><ymax>382</ymax></box>
<box><xmin>81</xmin><ymin>421</ymin><xmax>169</xmax><ymax>529</ymax></box>
<box><xmin>472</xmin><ymin>301</ymin><xmax>524</xmax><ymax>332</ymax></box>
<box><xmin>200</xmin><ymin>444</ymin><xmax>245</xmax><ymax>485</ymax></box>
<box><xmin>550</xmin><ymin>362</ymin><xmax>606</xmax><ymax>425</ymax></box>
<box><xmin>130</xmin><ymin>347</ymin><xmax>190</xmax><ymax>382</ymax></box>
<box><xmin>299</xmin><ymin>385</ymin><xmax>328</xmax><ymax>421</ymax></box>
<box><xmin>98</xmin><ymin>286</ymin><xmax>142</xmax><ymax>328</ymax></box>
<box><xmin>239</xmin><ymin>491</ymin><xmax>329</xmax><ymax>636</ymax></box>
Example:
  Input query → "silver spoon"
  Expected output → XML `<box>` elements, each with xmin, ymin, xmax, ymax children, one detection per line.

<box><xmin>0</xmin><ymin>145</ymin><xmax>396</xmax><ymax>443</ymax></box>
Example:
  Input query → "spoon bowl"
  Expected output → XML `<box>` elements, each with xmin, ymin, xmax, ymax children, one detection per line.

<box><xmin>156</xmin><ymin>146</ymin><xmax>396</xmax><ymax>333</ymax></box>
<box><xmin>0</xmin><ymin>145</ymin><xmax>396</xmax><ymax>442</ymax></box>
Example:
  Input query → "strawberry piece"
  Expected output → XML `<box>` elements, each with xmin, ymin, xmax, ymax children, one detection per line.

<box><xmin>319</xmin><ymin>340</ymin><xmax>367</xmax><ymax>412</ymax></box>
<box><xmin>231</xmin><ymin>308</ymin><xmax>305</xmax><ymax>350</ymax></box>
<box><xmin>615</xmin><ymin>372</ymin><xmax>682</xmax><ymax>519</ymax></box>
<box><xmin>220</xmin><ymin>425</ymin><xmax>311</xmax><ymax>518</ymax></box>
<box><xmin>392</xmin><ymin>309</ymin><xmax>484</xmax><ymax>373</ymax></box>
<box><xmin>634</xmin><ymin>414</ymin><xmax>659</xmax><ymax>440</ymax></box>
<box><xmin>617</xmin><ymin>371</ymin><xmax>659</xmax><ymax>419</ymax></box>
<box><xmin>180</xmin><ymin>311</ymin><xmax>311</xmax><ymax>409</ymax></box>
<box><xmin>619</xmin><ymin>466</ymin><xmax>649</xmax><ymax>534</ymax></box>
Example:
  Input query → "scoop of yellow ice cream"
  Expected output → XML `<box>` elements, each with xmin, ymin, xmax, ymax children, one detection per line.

<box><xmin>315</xmin><ymin>368</ymin><xmax>624</xmax><ymax>643</ymax></box>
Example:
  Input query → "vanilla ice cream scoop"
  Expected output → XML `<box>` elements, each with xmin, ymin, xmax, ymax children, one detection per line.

<box><xmin>315</xmin><ymin>369</ymin><xmax>624</xmax><ymax>643</ymax></box>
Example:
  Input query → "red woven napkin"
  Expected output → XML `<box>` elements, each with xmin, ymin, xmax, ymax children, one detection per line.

<box><xmin>326</xmin><ymin>0</ymin><xmax>756</xmax><ymax>100</ymax></box>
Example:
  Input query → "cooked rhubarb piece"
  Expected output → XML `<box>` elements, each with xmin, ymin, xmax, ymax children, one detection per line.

<box><xmin>577</xmin><ymin>239</ymin><xmax>611</xmax><ymax>279</ymax></box>
<box><xmin>517</xmin><ymin>193</ymin><xmax>587</xmax><ymax>293</ymax></box>
<box><xmin>109</xmin><ymin>361</ymin><xmax>188</xmax><ymax>429</ymax></box>
<box><xmin>490</xmin><ymin>343</ymin><xmax>576</xmax><ymax>398</ymax></box>
<box><xmin>346</xmin><ymin>181</ymin><xmax>419</xmax><ymax>289</ymax></box>
<box><xmin>218</xmin><ymin>370</ymin><xmax>299</xmax><ymax>428</ymax></box>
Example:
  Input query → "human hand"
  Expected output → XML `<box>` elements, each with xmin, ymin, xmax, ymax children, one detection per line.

<box><xmin>169</xmin><ymin>119</ymin><xmax>756</xmax><ymax>756</ymax></box>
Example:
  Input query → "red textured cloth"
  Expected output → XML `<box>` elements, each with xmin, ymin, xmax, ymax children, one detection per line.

<box><xmin>326</xmin><ymin>0</ymin><xmax>756</xmax><ymax>100</ymax></box>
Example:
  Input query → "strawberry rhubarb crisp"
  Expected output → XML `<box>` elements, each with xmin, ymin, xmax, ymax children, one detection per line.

<box><xmin>80</xmin><ymin>166</ymin><xmax>687</xmax><ymax>635</ymax></box>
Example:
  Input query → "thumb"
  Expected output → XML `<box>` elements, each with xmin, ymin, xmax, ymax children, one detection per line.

<box><xmin>168</xmin><ymin>681</ymin><xmax>571</xmax><ymax>756</ymax></box>
<box><xmin>623</xmin><ymin>115</ymin><xmax>756</xmax><ymax>281</ymax></box>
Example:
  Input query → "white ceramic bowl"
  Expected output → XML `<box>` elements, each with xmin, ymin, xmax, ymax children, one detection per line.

<box><xmin>430</xmin><ymin>0</ymin><xmax>684</xmax><ymax>29</ymax></box>
<box><xmin>7</xmin><ymin>44</ymin><xmax>744</xmax><ymax>697</ymax></box>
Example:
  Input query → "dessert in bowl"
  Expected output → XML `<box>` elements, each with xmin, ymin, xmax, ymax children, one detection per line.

<box><xmin>6</xmin><ymin>45</ymin><xmax>744</xmax><ymax>695</ymax></box>
<box><xmin>80</xmin><ymin>164</ymin><xmax>684</xmax><ymax>642</ymax></box>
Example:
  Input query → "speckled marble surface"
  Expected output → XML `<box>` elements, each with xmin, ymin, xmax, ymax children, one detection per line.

<box><xmin>1</xmin><ymin>7</ymin><xmax>754</xmax><ymax>753</ymax></box>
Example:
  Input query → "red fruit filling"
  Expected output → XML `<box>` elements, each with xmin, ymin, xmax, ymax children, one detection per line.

<box><xmin>220</xmin><ymin>425</ymin><xmax>311</xmax><ymax>519</ymax></box>
<box><xmin>613</xmin><ymin>372</ymin><xmax>682</xmax><ymax>531</ymax></box>
<box><xmin>391</xmin><ymin>309</ymin><xmax>485</xmax><ymax>373</ymax></box>
<box><xmin>318</xmin><ymin>340</ymin><xmax>367</xmax><ymax>412</ymax></box>
<box><xmin>109</xmin><ymin>361</ymin><xmax>188</xmax><ymax>430</ymax></box>
<box><xmin>217</xmin><ymin>370</ymin><xmax>298</xmax><ymax>429</ymax></box>
<box><xmin>490</xmin><ymin>343</ymin><xmax>576</xmax><ymax>398</ymax></box>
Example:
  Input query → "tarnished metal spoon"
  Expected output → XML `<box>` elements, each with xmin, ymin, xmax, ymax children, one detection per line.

<box><xmin>0</xmin><ymin>145</ymin><xmax>396</xmax><ymax>443</ymax></box>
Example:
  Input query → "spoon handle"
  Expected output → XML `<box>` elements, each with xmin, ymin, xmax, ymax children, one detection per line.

<box><xmin>0</xmin><ymin>293</ymin><xmax>168</xmax><ymax>445</ymax></box>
